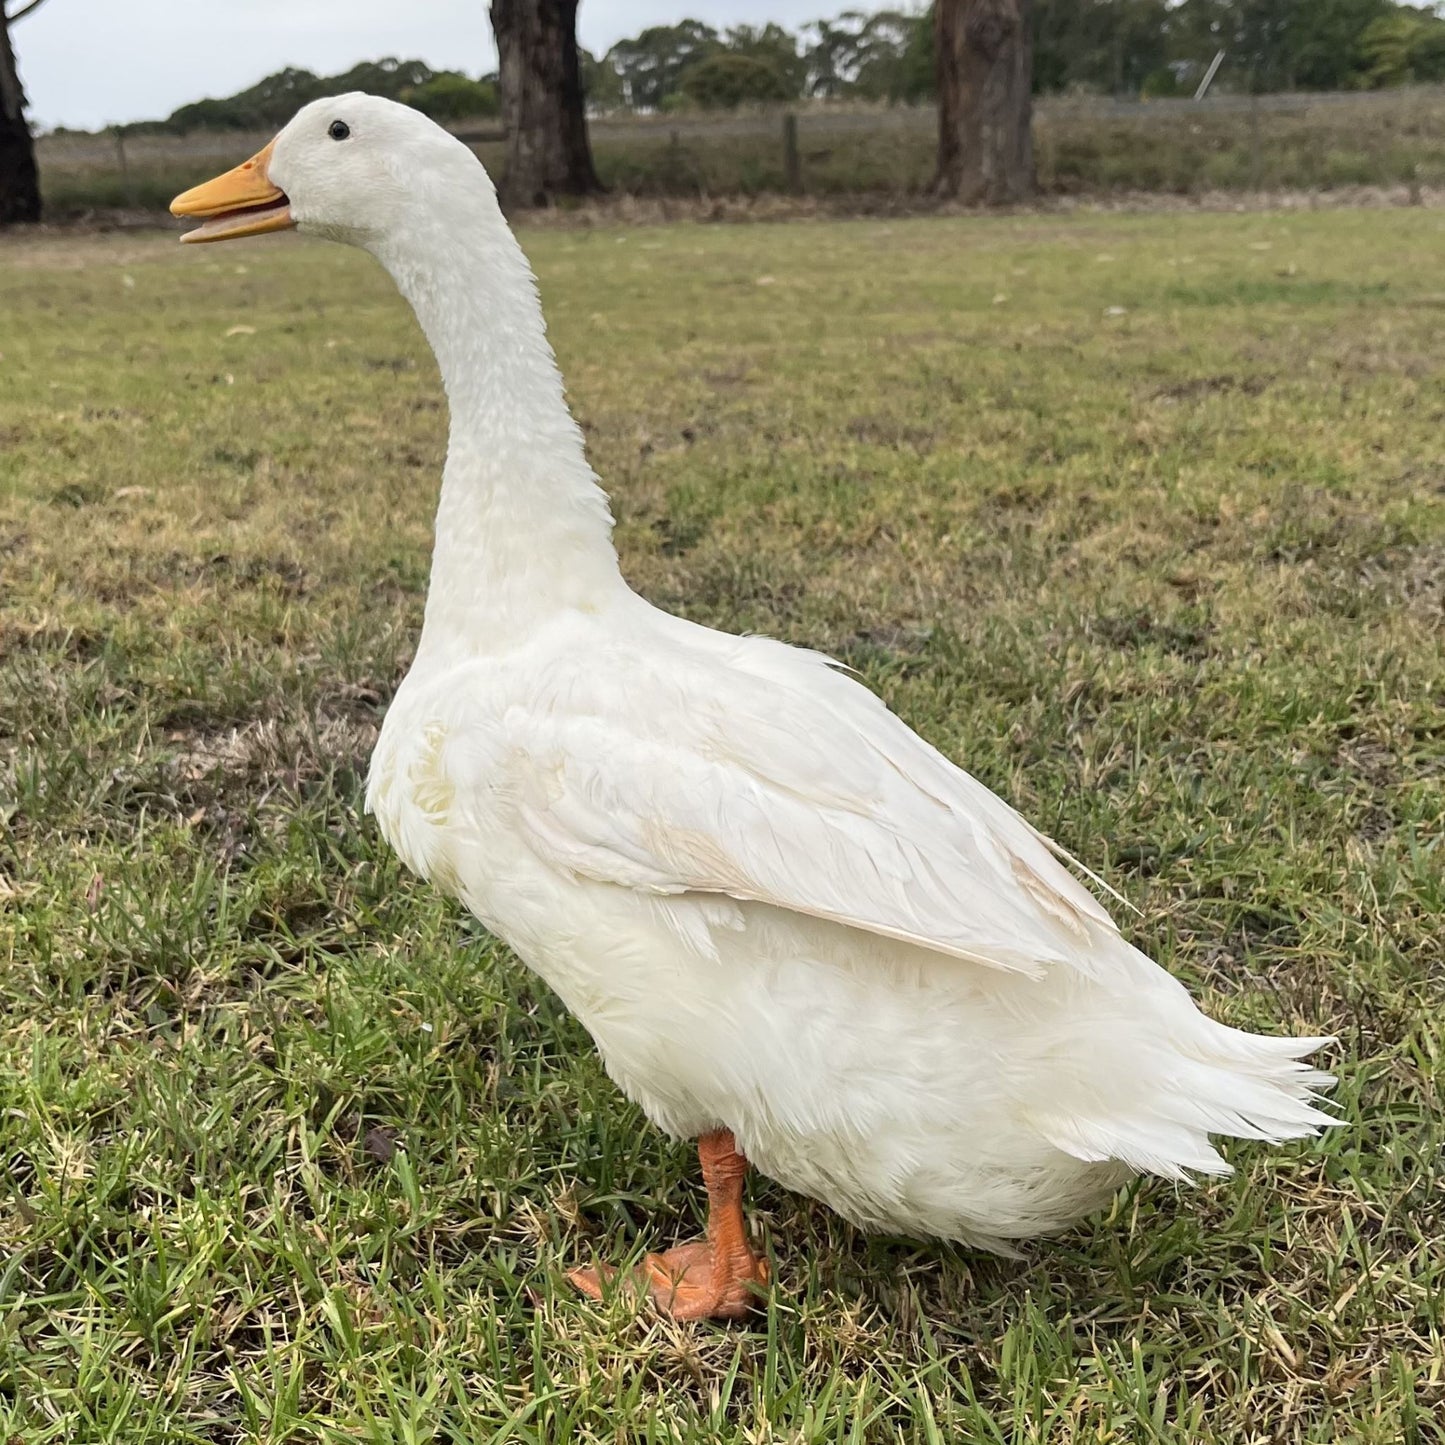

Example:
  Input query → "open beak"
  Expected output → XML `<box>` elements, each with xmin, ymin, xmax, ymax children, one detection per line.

<box><xmin>170</xmin><ymin>137</ymin><xmax>294</xmax><ymax>244</ymax></box>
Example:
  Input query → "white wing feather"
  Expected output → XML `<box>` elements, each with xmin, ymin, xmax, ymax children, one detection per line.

<box><xmin>450</xmin><ymin>624</ymin><xmax>1129</xmax><ymax>980</ymax></box>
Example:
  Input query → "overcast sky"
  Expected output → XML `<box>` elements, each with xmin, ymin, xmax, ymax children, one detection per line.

<box><xmin>17</xmin><ymin>0</ymin><xmax>839</xmax><ymax>131</ymax></box>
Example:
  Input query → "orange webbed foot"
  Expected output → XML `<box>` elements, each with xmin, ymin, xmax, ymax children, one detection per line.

<box><xmin>569</xmin><ymin>1239</ymin><xmax>769</xmax><ymax>1322</ymax></box>
<box><xmin>568</xmin><ymin>1128</ymin><xmax>769</xmax><ymax>1322</ymax></box>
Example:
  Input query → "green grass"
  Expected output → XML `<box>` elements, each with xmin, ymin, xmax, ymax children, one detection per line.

<box><xmin>1</xmin><ymin>208</ymin><xmax>1442</xmax><ymax>1442</ymax></box>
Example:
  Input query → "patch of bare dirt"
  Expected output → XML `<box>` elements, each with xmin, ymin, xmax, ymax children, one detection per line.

<box><xmin>1358</xmin><ymin>540</ymin><xmax>1445</xmax><ymax>623</ymax></box>
<box><xmin>163</xmin><ymin>701</ymin><xmax>383</xmax><ymax>850</ymax></box>
<box><xmin>170</xmin><ymin>708</ymin><xmax>380</xmax><ymax>795</ymax></box>
<box><xmin>1152</xmin><ymin>373</ymin><xmax>1274</xmax><ymax>402</ymax></box>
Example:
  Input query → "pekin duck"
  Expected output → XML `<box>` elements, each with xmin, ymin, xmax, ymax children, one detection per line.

<box><xmin>171</xmin><ymin>95</ymin><xmax>1335</xmax><ymax>1322</ymax></box>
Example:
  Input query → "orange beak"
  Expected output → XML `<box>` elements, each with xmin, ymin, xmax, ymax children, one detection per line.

<box><xmin>170</xmin><ymin>137</ymin><xmax>294</xmax><ymax>244</ymax></box>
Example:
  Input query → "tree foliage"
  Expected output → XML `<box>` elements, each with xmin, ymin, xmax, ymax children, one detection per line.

<box><xmin>405</xmin><ymin>73</ymin><xmax>500</xmax><ymax>122</ymax></box>
<box><xmin>1034</xmin><ymin>0</ymin><xmax>1172</xmax><ymax>96</ymax></box>
<box><xmin>805</xmin><ymin>10</ymin><xmax>935</xmax><ymax>100</ymax></box>
<box><xmin>588</xmin><ymin>10</ymin><xmax>933</xmax><ymax>112</ymax></box>
<box><xmin>164</xmin><ymin>57</ymin><xmax>499</xmax><ymax>133</ymax></box>
<box><xmin>1168</xmin><ymin>0</ymin><xmax>1398</xmax><ymax>91</ymax></box>
<box><xmin>1360</xmin><ymin>4</ymin><xmax>1445</xmax><ymax>80</ymax></box>
<box><xmin>602</xmin><ymin>21</ymin><xmax>725</xmax><ymax>111</ymax></box>
<box><xmin>678</xmin><ymin>53</ymin><xmax>796</xmax><ymax>108</ymax></box>
<box><xmin>104</xmin><ymin>0</ymin><xmax>1445</xmax><ymax>136</ymax></box>
<box><xmin>583</xmin><ymin>0</ymin><xmax>1445</xmax><ymax>112</ymax></box>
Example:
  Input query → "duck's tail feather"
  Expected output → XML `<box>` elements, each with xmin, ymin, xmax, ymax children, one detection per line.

<box><xmin>1031</xmin><ymin>970</ymin><xmax>1338</xmax><ymax>1181</ymax></box>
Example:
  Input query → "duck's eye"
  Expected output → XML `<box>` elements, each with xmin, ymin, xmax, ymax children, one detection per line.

<box><xmin>328</xmin><ymin>120</ymin><xmax>351</xmax><ymax>141</ymax></box>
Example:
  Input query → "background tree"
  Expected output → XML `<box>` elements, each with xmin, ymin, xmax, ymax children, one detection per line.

<box><xmin>850</xmin><ymin>10</ymin><xmax>936</xmax><ymax>100</ymax></box>
<box><xmin>489</xmin><ymin>0</ymin><xmax>601</xmax><ymax>207</ymax></box>
<box><xmin>802</xmin><ymin>11</ymin><xmax>933</xmax><ymax>101</ymax></box>
<box><xmin>1171</xmin><ymin>0</ymin><xmax>1398</xmax><ymax>91</ymax></box>
<box><xmin>1035</xmin><ymin>0</ymin><xmax>1172</xmax><ymax>95</ymax></box>
<box><xmin>169</xmin><ymin>66</ymin><xmax>327</xmax><ymax>131</ymax></box>
<box><xmin>678</xmin><ymin>53</ymin><xmax>795</xmax><ymax>108</ymax></box>
<box><xmin>162</xmin><ymin>59</ymin><xmax>498</xmax><ymax>133</ymax></box>
<box><xmin>718</xmin><ymin>24</ymin><xmax>809</xmax><ymax>96</ymax></box>
<box><xmin>580</xmin><ymin>47</ymin><xmax>627</xmax><ymax>111</ymax></box>
<box><xmin>1</xmin><ymin>0</ymin><xmax>48</xmax><ymax>224</ymax></box>
<box><xmin>1359</xmin><ymin>3</ymin><xmax>1445</xmax><ymax>83</ymax></box>
<box><xmin>802</xmin><ymin>15</ymin><xmax>861</xmax><ymax>96</ymax></box>
<box><xmin>604</xmin><ymin>21</ymin><xmax>722</xmax><ymax>110</ymax></box>
<box><xmin>933</xmin><ymin>0</ymin><xmax>1034</xmax><ymax>204</ymax></box>
<box><xmin>403</xmin><ymin>72</ymin><xmax>500</xmax><ymax>123</ymax></box>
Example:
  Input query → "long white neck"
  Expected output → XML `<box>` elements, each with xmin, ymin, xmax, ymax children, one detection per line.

<box><xmin>371</xmin><ymin>193</ymin><xmax>626</xmax><ymax>658</ymax></box>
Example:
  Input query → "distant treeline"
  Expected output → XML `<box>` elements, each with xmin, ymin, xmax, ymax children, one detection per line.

<box><xmin>592</xmin><ymin>0</ymin><xmax>1445</xmax><ymax>110</ymax></box>
<box><xmin>105</xmin><ymin>59</ymin><xmax>500</xmax><ymax>136</ymax></box>
<box><xmin>78</xmin><ymin>0</ymin><xmax>1445</xmax><ymax>135</ymax></box>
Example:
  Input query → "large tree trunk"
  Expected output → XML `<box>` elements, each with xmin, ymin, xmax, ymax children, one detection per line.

<box><xmin>490</xmin><ymin>0</ymin><xmax>602</xmax><ymax>209</ymax></box>
<box><xmin>932</xmin><ymin>0</ymin><xmax>1034</xmax><ymax>205</ymax></box>
<box><xmin>0</xmin><ymin>4</ymin><xmax>42</xmax><ymax>224</ymax></box>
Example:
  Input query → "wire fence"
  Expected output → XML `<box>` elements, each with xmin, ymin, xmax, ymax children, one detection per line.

<box><xmin>36</xmin><ymin>85</ymin><xmax>1445</xmax><ymax>213</ymax></box>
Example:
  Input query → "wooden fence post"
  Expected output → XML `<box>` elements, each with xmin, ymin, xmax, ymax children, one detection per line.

<box><xmin>1247</xmin><ymin>95</ymin><xmax>1262</xmax><ymax>192</ymax></box>
<box><xmin>782</xmin><ymin>112</ymin><xmax>802</xmax><ymax>194</ymax></box>
<box><xmin>112</xmin><ymin>125</ymin><xmax>137</xmax><ymax>207</ymax></box>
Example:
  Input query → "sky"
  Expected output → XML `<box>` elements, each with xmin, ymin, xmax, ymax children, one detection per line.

<box><xmin>16</xmin><ymin>0</ymin><xmax>839</xmax><ymax>131</ymax></box>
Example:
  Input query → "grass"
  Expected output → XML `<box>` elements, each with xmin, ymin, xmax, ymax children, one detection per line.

<box><xmin>36</xmin><ymin>86</ymin><xmax>1445</xmax><ymax>214</ymax></box>
<box><xmin>1</xmin><ymin>206</ymin><xmax>1442</xmax><ymax>1442</ymax></box>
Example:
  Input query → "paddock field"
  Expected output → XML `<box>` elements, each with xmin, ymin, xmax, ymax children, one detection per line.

<box><xmin>1</xmin><ymin>208</ymin><xmax>1441</xmax><ymax>1442</ymax></box>
<box><xmin>37</xmin><ymin>86</ymin><xmax>1445</xmax><ymax>211</ymax></box>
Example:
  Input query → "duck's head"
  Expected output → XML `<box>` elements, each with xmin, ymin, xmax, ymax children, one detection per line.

<box><xmin>170</xmin><ymin>92</ymin><xmax>491</xmax><ymax>248</ymax></box>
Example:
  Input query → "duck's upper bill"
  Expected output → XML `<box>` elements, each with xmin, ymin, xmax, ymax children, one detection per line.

<box><xmin>170</xmin><ymin>137</ymin><xmax>295</xmax><ymax>244</ymax></box>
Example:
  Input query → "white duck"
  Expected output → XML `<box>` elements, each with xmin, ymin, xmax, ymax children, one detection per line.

<box><xmin>172</xmin><ymin>95</ymin><xmax>1335</xmax><ymax>1322</ymax></box>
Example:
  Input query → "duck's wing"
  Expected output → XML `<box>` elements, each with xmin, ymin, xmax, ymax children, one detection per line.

<box><xmin>477</xmin><ymin>634</ymin><xmax>1127</xmax><ymax>980</ymax></box>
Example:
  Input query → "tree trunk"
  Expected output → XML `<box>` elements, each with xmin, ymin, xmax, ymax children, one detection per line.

<box><xmin>490</xmin><ymin>0</ymin><xmax>602</xmax><ymax>209</ymax></box>
<box><xmin>932</xmin><ymin>0</ymin><xmax>1034</xmax><ymax>206</ymax></box>
<box><xmin>0</xmin><ymin>4</ymin><xmax>42</xmax><ymax>224</ymax></box>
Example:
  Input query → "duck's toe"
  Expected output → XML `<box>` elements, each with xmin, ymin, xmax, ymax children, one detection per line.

<box><xmin>567</xmin><ymin>1239</ymin><xmax>769</xmax><ymax>1322</ymax></box>
<box><xmin>566</xmin><ymin>1261</ymin><xmax>614</xmax><ymax>1302</ymax></box>
<box><xmin>641</xmin><ymin>1240</ymin><xmax>768</xmax><ymax>1322</ymax></box>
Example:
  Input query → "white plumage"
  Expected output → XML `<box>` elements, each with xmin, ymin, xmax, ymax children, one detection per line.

<box><xmin>369</xmin><ymin>602</ymin><xmax>1334</xmax><ymax>1247</ymax></box>
<box><xmin>186</xmin><ymin>95</ymin><xmax>1336</xmax><ymax>1266</ymax></box>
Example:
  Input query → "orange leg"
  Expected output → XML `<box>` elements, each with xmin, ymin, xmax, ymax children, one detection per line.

<box><xmin>569</xmin><ymin>1128</ymin><xmax>770</xmax><ymax>1321</ymax></box>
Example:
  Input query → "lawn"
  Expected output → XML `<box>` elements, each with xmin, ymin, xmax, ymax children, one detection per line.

<box><xmin>1</xmin><ymin>207</ymin><xmax>1441</xmax><ymax>1443</ymax></box>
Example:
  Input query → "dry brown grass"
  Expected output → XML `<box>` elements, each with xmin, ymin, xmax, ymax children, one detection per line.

<box><xmin>36</xmin><ymin>86</ymin><xmax>1445</xmax><ymax>215</ymax></box>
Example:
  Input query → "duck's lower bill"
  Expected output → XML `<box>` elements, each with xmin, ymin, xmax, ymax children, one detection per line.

<box><xmin>177</xmin><ymin>199</ymin><xmax>293</xmax><ymax>244</ymax></box>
